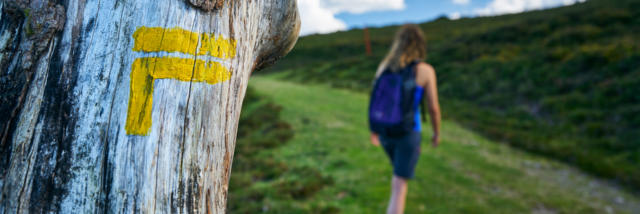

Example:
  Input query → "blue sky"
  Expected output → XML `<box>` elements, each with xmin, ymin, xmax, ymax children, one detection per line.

<box><xmin>335</xmin><ymin>0</ymin><xmax>489</xmax><ymax>28</ymax></box>
<box><xmin>297</xmin><ymin>0</ymin><xmax>586</xmax><ymax>35</ymax></box>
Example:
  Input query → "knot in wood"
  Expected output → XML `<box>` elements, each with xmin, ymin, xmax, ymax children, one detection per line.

<box><xmin>185</xmin><ymin>0</ymin><xmax>225</xmax><ymax>11</ymax></box>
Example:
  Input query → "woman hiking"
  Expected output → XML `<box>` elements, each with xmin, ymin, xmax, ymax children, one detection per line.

<box><xmin>368</xmin><ymin>24</ymin><xmax>441</xmax><ymax>214</ymax></box>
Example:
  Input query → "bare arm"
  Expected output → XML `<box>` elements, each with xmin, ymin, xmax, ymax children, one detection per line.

<box><xmin>370</xmin><ymin>132</ymin><xmax>380</xmax><ymax>146</ymax></box>
<box><xmin>417</xmin><ymin>63</ymin><xmax>441</xmax><ymax>147</ymax></box>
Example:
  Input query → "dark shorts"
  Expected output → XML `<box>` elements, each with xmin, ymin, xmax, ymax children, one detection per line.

<box><xmin>380</xmin><ymin>131</ymin><xmax>422</xmax><ymax>179</ymax></box>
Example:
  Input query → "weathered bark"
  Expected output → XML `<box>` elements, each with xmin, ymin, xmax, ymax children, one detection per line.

<box><xmin>0</xmin><ymin>0</ymin><xmax>299</xmax><ymax>213</ymax></box>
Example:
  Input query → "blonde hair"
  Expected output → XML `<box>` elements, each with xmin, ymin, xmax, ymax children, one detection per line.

<box><xmin>375</xmin><ymin>24</ymin><xmax>426</xmax><ymax>77</ymax></box>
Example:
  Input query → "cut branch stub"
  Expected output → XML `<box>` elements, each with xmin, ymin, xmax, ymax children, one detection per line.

<box><xmin>254</xmin><ymin>1</ymin><xmax>301</xmax><ymax>71</ymax></box>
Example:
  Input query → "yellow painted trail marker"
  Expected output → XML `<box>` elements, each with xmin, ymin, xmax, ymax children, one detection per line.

<box><xmin>126</xmin><ymin>27</ymin><xmax>236</xmax><ymax>136</ymax></box>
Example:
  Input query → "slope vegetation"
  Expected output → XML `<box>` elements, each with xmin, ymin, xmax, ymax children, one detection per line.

<box><xmin>262</xmin><ymin>0</ymin><xmax>640</xmax><ymax>188</ymax></box>
<box><xmin>228</xmin><ymin>76</ymin><xmax>639</xmax><ymax>213</ymax></box>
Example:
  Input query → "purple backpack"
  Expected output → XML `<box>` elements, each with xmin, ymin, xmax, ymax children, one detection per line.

<box><xmin>369</xmin><ymin>61</ymin><xmax>420</xmax><ymax>136</ymax></box>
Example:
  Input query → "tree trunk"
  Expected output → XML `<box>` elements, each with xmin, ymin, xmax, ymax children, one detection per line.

<box><xmin>0</xmin><ymin>0</ymin><xmax>300</xmax><ymax>213</ymax></box>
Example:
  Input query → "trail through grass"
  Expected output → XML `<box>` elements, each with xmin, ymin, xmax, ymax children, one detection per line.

<box><xmin>230</xmin><ymin>75</ymin><xmax>639</xmax><ymax>214</ymax></box>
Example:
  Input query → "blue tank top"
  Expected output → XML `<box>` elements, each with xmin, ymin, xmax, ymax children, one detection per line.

<box><xmin>413</xmin><ymin>86</ymin><xmax>424</xmax><ymax>131</ymax></box>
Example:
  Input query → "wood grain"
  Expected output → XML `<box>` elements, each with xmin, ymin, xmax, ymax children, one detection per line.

<box><xmin>0</xmin><ymin>0</ymin><xmax>300</xmax><ymax>213</ymax></box>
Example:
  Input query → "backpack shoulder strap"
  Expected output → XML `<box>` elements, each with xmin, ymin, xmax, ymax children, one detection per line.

<box><xmin>405</xmin><ymin>60</ymin><xmax>420</xmax><ymax>74</ymax></box>
<box><xmin>420</xmin><ymin>97</ymin><xmax>427</xmax><ymax>122</ymax></box>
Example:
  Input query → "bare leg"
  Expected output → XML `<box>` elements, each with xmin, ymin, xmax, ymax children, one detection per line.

<box><xmin>386</xmin><ymin>175</ymin><xmax>408</xmax><ymax>214</ymax></box>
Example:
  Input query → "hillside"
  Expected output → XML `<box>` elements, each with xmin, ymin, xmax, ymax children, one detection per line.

<box><xmin>261</xmin><ymin>0</ymin><xmax>640</xmax><ymax>189</ymax></box>
<box><xmin>227</xmin><ymin>76</ymin><xmax>640</xmax><ymax>213</ymax></box>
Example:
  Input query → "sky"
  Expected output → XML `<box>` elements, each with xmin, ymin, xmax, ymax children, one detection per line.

<box><xmin>297</xmin><ymin>0</ymin><xmax>587</xmax><ymax>36</ymax></box>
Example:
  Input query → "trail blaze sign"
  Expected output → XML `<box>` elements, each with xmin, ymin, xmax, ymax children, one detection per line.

<box><xmin>126</xmin><ymin>26</ymin><xmax>237</xmax><ymax>136</ymax></box>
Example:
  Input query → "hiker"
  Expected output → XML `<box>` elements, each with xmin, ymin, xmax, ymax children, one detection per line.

<box><xmin>368</xmin><ymin>24</ymin><xmax>441</xmax><ymax>214</ymax></box>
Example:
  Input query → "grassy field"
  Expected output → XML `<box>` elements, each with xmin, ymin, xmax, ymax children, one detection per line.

<box><xmin>227</xmin><ymin>75</ymin><xmax>640</xmax><ymax>214</ymax></box>
<box><xmin>262</xmin><ymin>0</ymin><xmax>640</xmax><ymax>188</ymax></box>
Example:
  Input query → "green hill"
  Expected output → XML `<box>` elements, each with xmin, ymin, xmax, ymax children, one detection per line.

<box><xmin>228</xmin><ymin>77</ymin><xmax>640</xmax><ymax>213</ymax></box>
<box><xmin>261</xmin><ymin>0</ymin><xmax>640</xmax><ymax>189</ymax></box>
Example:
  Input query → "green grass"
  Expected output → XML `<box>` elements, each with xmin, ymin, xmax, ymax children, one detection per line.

<box><xmin>228</xmin><ymin>75</ymin><xmax>640</xmax><ymax>214</ymax></box>
<box><xmin>262</xmin><ymin>0</ymin><xmax>640</xmax><ymax>189</ymax></box>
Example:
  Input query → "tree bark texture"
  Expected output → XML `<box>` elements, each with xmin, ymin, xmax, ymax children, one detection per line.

<box><xmin>0</xmin><ymin>0</ymin><xmax>300</xmax><ymax>213</ymax></box>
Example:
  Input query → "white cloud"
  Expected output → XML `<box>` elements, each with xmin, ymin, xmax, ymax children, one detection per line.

<box><xmin>449</xmin><ymin>12</ymin><xmax>462</xmax><ymax>20</ymax></box>
<box><xmin>297</xmin><ymin>0</ymin><xmax>406</xmax><ymax>36</ymax></box>
<box><xmin>298</xmin><ymin>0</ymin><xmax>348</xmax><ymax>35</ymax></box>
<box><xmin>475</xmin><ymin>0</ymin><xmax>586</xmax><ymax>16</ymax></box>
<box><xmin>452</xmin><ymin>0</ymin><xmax>470</xmax><ymax>5</ymax></box>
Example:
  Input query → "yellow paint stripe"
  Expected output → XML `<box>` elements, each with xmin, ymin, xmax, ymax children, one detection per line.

<box><xmin>125</xmin><ymin>57</ymin><xmax>232</xmax><ymax>135</ymax></box>
<box><xmin>197</xmin><ymin>33</ymin><xmax>237</xmax><ymax>59</ymax></box>
<box><xmin>132</xmin><ymin>27</ymin><xmax>199</xmax><ymax>55</ymax></box>
<box><xmin>132</xmin><ymin>26</ymin><xmax>236</xmax><ymax>58</ymax></box>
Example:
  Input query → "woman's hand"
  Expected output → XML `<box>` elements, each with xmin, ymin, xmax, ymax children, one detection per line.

<box><xmin>370</xmin><ymin>132</ymin><xmax>380</xmax><ymax>146</ymax></box>
<box><xmin>431</xmin><ymin>134</ymin><xmax>440</xmax><ymax>148</ymax></box>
